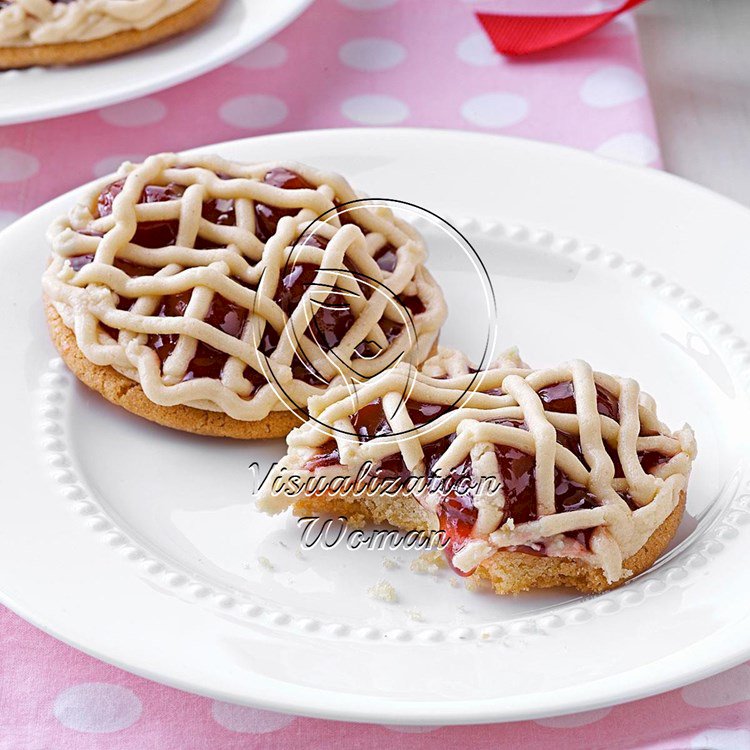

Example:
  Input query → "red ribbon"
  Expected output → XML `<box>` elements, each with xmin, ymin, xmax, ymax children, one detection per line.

<box><xmin>476</xmin><ymin>0</ymin><xmax>648</xmax><ymax>57</ymax></box>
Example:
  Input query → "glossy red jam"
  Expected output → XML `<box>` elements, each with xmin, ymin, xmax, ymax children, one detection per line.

<box><xmin>638</xmin><ymin>450</ymin><xmax>670</xmax><ymax>474</ymax></box>
<box><xmin>439</xmin><ymin>487</ymin><xmax>479</xmax><ymax>577</ymax></box>
<box><xmin>97</xmin><ymin>180</ymin><xmax>185</xmax><ymax>248</ymax></box>
<box><xmin>96</xmin><ymin>179</ymin><xmax>238</xmax><ymax>250</ymax></box>
<box><xmin>147</xmin><ymin>291</ymin><xmax>246</xmax><ymax>380</ymax></box>
<box><xmin>304</xmin><ymin>440</ymin><xmax>341</xmax><ymax>471</ymax></box>
<box><xmin>276</xmin><ymin>261</ymin><xmax>360</xmax><ymax>353</ymax></box>
<box><xmin>538</xmin><ymin>380</ymin><xmax>620</xmax><ymax>421</ymax></box>
<box><xmin>350</xmin><ymin>398</ymin><xmax>391</xmax><ymax>440</ymax></box>
<box><xmin>495</xmin><ymin>445</ymin><xmax>538</xmax><ymax>524</ymax></box>
<box><xmin>374</xmin><ymin>244</ymin><xmax>398</xmax><ymax>273</ymax></box>
<box><xmin>254</xmin><ymin>168</ymin><xmax>314</xmax><ymax>242</ymax></box>
<box><xmin>69</xmin><ymin>253</ymin><xmax>157</xmax><ymax>278</ymax></box>
<box><xmin>554</xmin><ymin>468</ymin><xmax>599</xmax><ymax>513</ymax></box>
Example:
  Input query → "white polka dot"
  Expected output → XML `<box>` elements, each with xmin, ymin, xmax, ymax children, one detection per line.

<box><xmin>682</xmin><ymin>664</ymin><xmax>750</xmax><ymax>708</ymax></box>
<box><xmin>535</xmin><ymin>707</ymin><xmax>612</xmax><ymax>728</ymax></box>
<box><xmin>460</xmin><ymin>93</ymin><xmax>529</xmax><ymax>128</ymax></box>
<box><xmin>0</xmin><ymin>148</ymin><xmax>39</xmax><ymax>182</ymax></box>
<box><xmin>456</xmin><ymin>32</ymin><xmax>500</xmax><ymax>66</ymax></box>
<box><xmin>580</xmin><ymin>65</ymin><xmax>646</xmax><ymax>108</ymax></box>
<box><xmin>234</xmin><ymin>41</ymin><xmax>288</xmax><ymax>69</ymax></box>
<box><xmin>691</xmin><ymin>729</ymin><xmax>750</xmax><ymax>749</ymax></box>
<box><xmin>338</xmin><ymin>0</ymin><xmax>397</xmax><ymax>9</ymax></box>
<box><xmin>219</xmin><ymin>95</ymin><xmax>288</xmax><ymax>129</ymax></box>
<box><xmin>0</xmin><ymin>210</ymin><xmax>19</xmax><ymax>231</ymax></box>
<box><xmin>596</xmin><ymin>132</ymin><xmax>659</xmax><ymax>165</ymax></box>
<box><xmin>383</xmin><ymin>725</ymin><xmax>442</xmax><ymax>733</ymax></box>
<box><xmin>341</xmin><ymin>94</ymin><xmax>409</xmax><ymax>125</ymax></box>
<box><xmin>53</xmin><ymin>683</ymin><xmax>142</xmax><ymax>733</ymax></box>
<box><xmin>339</xmin><ymin>38</ymin><xmax>406</xmax><ymax>71</ymax></box>
<box><xmin>99</xmin><ymin>97</ymin><xmax>167</xmax><ymax>127</ymax></box>
<box><xmin>93</xmin><ymin>154</ymin><xmax>146</xmax><ymax>178</ymax></box>
<box><xmin>211</xmin><ymin>702</ymin><xmax>294</xmax><ymax>733</ymax></box>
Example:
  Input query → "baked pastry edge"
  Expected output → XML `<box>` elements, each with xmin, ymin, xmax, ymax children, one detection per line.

<box><xmin>289</xmin><ymin>488</ymin><xmax>686</xmax><ymax>595</ymax></box>
<box><xmin>0</xmin><ymin>0</ymin><xmax>222</xmax><ymax>69</ymax></box>
<box><xmin>46</xmin><ymin>300</ymin><xmax>305</xmax><ymax>439</ymax></box>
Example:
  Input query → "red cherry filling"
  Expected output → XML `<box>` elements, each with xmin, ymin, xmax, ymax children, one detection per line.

<box><xmin>97</xmin><ymin>180</ymin><xmax>185</xmax><ymax>248</ymax></box>
<box><xmin>638</xmin><ymin>450</ymin><xmax>670</xmax><ymax>474</ymax></box>
<box><xmin>400</xmin><ymin>294</ymin><xmax>425</xmax><ymax>317</ymax></box>
<box><xmin>374</xmin><ymin>244</ymin><xmax>398</xmax><ymax>273</ymax></box>
<box><xmin>538</xmin><ymin>380</ymin><xmax>620</xmax><ymax>421</ymax></box>
<box><xmin>194</xmin><ymin>198</ymin><xmax>237</xmax><ymax>249</ymax></box>
<box><xmin>254</xmin><ymin>168</ymin><xmax>314</xmax><ymax>242</ymax></box>
<box><xmin>439</xmin><ymin>442</ymin><xmax>600</xmax><ymax>574</ymax></box>
<box><xmin>350</xmin><ymin>399</ymin><xmax>392</xmax><ymax>440</ymax></box>
<box><xmin>147</xmin><ymin>291</ymin><xmax>246</xmax><ymax>380</ymax></box>
<box><xmin>439</xmin><ymin>478</ymin><xmax>479</xmax><ymax>577</ymax></box>
<box><xmin>304</xmin><ymin>440</ymin><xmax>341</xmax><ymax>471</ymax></box>
<box><xmin>554</xmin><ymin>469</ymin><xmax>599</xmax><ymax>513</ymax></box>
<box><xmin>275</xmin><ymin>261</ymin><xmax>359</xmax><ymax>353</ymax></box>
<box><xmin>96</xmin><ymin>179</ymin><xmax>237</xmax><ymax>249</ymax></box>
<box><xmin>69</xmin><ymin>253</ymin><xmax>157</xmax><ymax>278</ymax></box>
<box><xmin>82</xmin><ymin>172</ymin><xmax>421</xmax><ymax>392</ymax></box>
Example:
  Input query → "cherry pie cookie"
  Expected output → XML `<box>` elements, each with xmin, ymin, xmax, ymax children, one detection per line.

<box><xmin>258</xmin><ymin>348</ymin><xmax>696</xmax><ymax>593</ymax></box>
<box><xmin>0</xmin><ymin>0</ymin><xmax>222</xmax><ymax>69</ymax></box>
<box><xmin>43</xmin><ymin>153</ymin><xmax>446</xmax><ymax>438</ymax></box>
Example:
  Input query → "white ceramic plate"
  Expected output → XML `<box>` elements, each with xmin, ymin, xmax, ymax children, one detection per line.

<box><xmin>0</xmin><ymin>0</ymin><xmax>312</xmax><ymax>125</ymax></box>
<box><xmin>1</xmin><ymin>129</ymin><xmax>749</xmax><ymax>725</ymax></box>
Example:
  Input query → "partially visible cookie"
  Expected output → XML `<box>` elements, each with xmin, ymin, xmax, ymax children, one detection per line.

<box><xmin>0</xmin><ymin>0</ymin><xmax>223</xmax><ymax>69</ymax></box>
<box><xmin>46</xmin><ymin>301</ymin><xmax>305</xmax><ymax>439</ymax></box>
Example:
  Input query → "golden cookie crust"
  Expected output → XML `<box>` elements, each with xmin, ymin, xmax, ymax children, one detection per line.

<box><xmin>475</xmin><ymin>491</ymin><xmax>686</xmax><ymax>594</ymax></box>
<box><xmin>0</xmin><ymin>0</ymin><xmax>223</xmax><ymax>69</ymax></box>
<box><xmin>290</xmin><ymin>489</ymin><xmax>686</xmax><ymax>595</ymax></box>
<box><xmin>46</xmin><ymin>301</ymin><xmax>305</xmax><ymax>439</ymax></box>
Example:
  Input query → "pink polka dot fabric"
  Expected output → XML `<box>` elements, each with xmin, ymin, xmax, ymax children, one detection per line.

<box><xmin>0</xmin><ymin>0</ymin><xmax>661</xmax><ymax>225</ymax></box>
<box><xmin>1</xmin><ymin>1</ymin><xmax>747</xmax><ymax>748</ymax></box>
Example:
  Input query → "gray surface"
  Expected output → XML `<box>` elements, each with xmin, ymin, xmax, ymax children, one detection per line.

<box><xmin>637</xmin><ymin>0</ymin><xmax>750</xmax><ymax>207</ymax></box>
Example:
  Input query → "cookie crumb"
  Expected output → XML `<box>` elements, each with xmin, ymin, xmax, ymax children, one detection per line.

<box><xmin>382</xmin><ymin>557</ymin><xmax>399</xmax><ymax>570</ymax></box>
<box><xmin>410</xmin><ymin>550</ymin><xmax>447</xmax><ymax>575</ymax></box>
<box><xmin>406</xmin><ymin>608</ymin><xmax>424</xmax><ymax>622</ymax></box>
<box><xmin>295</xmin><ymin>549</ymin><xmax>305</xmax><ymax>560</ymax></box>
<box><xmin>368</xmin><ymin>579</ymin><xmax>397</xmax><ymax>603</ymax></box>
<box><xmin>258</xmin><ymin>556</ymin><xmax>274</xmax><ymax>571</ymax></box>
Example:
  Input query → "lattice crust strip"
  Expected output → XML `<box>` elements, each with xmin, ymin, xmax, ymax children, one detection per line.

<box><xmin>43</xmin><ymin>153</ymin><xmax>447</xmax><ymax>422</ymax></box>
<box><xmin>261</xmin><ymin>347</ymin><xmax>696</xmax><ymax>583</ymax></box>
<box><xmin>0</xmin><ymin>1</ymin><xmax>199</xmax><ymax>46</ymax></box>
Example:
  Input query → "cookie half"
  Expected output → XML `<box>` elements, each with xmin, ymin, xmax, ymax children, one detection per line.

<box><xmin>258</xmin><ymin>348</ymin><xmax>696</xmax><ymax>593</ymax></box>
